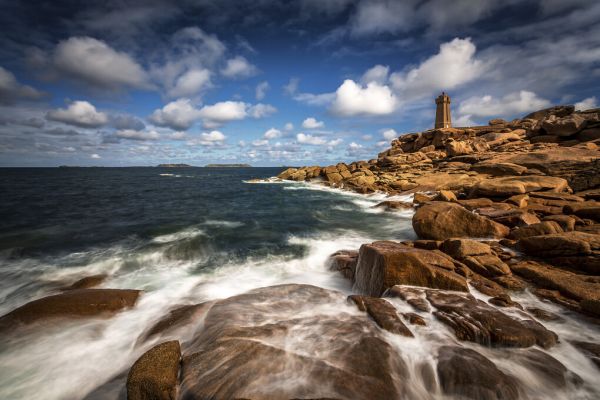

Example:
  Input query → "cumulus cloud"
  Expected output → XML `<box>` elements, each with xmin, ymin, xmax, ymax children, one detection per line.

<box><xmin>52</xmin><ymin>37</ymin><xmax>150</xmax><ymax>90</ymax></box>
<box><xmin>330</xmin><ymin>80</ymin><xmax>398</xmax><ymax>116</ymax></box>
<box><xmin>168</xmin><ymin>68</ymin><xmax>212</xmax><ymax>98</ymax></box>
<box><xmin>46</xmin><ymin>100</ymin><xmax>108</xmax><ymax>128</ymax></box>
<box><xmin>0</xmin><ymin>66</ymin><xmax>45</xmax><ymax>104</ymax></box>
<box><xmin>457</xmin><ymin>90</ymin><xmax>551</xmax><ymax>118</ymax></box>
<box><xmin>248</xmin><ymin>103</ymin><xmax>277</xmax><ymax>118</ymax></box>
<box><xmin>198</xmin><ymin>130</ymin><xmax>226</xmax><ymax>146</ymax></box>
<box><xmin>115</xmin><ymin>129</ymin><xmax>160</xmax><ymax>141</ymax></box>
<box><xmin>149</xmin><ymin>98</ymin><xmax>202</xmax><ymax>130</ymax></box>
<box><xmin>328</xmin><ymin>138</ymin><xmax>343</xmax><ymax>146</ymax></box>
<box><xmin>302</xmin><ymin>117</ymin><xmax>325</xmax><ymax>129</ymax></box>
<box><xmin>263</xmin><ymin>128</ymin><xmax>282</xmax><ymax>139</ymax></box>
<box><xmin>111</xmin><ymin>114</ymin><xmax>145</xmax><ymax>130</ymax></box>
<box><xmin>381</xmin><ymin>128</ymin><xmax>398</xmax><ymax>140</ymax></box>
<box><xmin>297</xmin><ymin>133</ymin><xmax>327</xmax><ymax>145</ymax></box>
<box><xmin>255</xmin><ymin>81</ymin><xmax>269</xmax><ymax>100</ymax></box>
<box><xmin>198</xmin><ymin>101</ymin><xmax>247</xmax><ymax>128</ymax></box>
<box><xmin>575</xmin><ymin>96</ymin><xmax>598</xmax><ymax>111</ymax></box>
<box><xmin>91</xmin><ymin>153</ymin><xmax>101</xmax><ymax>159</ymax></box>
<box><xmin>390</xmin><ymin>38</ymin><xmax>483</xmax><ymax>99</ymax></box>
<box><xmin>361</xmin><ymin>64</ymin><xmax>390</xmax><ymax>84</ymax></box>
<box><xmin>221</xmin><ymin>56</ymin><xmax>258</xmax><ymax>79</ymax></box>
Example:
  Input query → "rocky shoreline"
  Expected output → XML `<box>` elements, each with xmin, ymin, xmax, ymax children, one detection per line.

<box><xmin>1</xmin><ymin>104</ymin><xmax>600</xmax><ymax>399</ymax></box>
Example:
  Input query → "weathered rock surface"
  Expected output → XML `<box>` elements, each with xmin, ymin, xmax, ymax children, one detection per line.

<box><xmin>0</xmin><ymin>289</ymin><xmax>141</xmax><ymax>331</ymax></box>
<box><xmin>62</xmin><ymin>274</ymin><xmax>108</xmax><ymax>290</ymax></box>
<box><xmin>472</xmin><ymin>176</ymin><xmax>569</xmax><ymax>198</ymax></box>
<box><xmin>139</xmin><ymin>303</ymin><xmax>211</xmax><ymax>343</ymax></box>
<box><xmin>413</xmin><ymin>202</ymin><xmax>509</xmax><ymax>240</ymax></box>
<box><xmin>437</xmin><ymin>346</ymin><xmax>519</xmax><ymax>400</ymax></box>
<box><xmin>348</xmin><ymin>295</ymin><xmax>413</xmax><ymax>337</ymax></box>
<box><xmin>327</xmin><ymin>250</ymin><xmax>358</xmax><ymax>280</ymax></box>
<box><xmin>127</xmin><ymin>341</ymin><xmax>181</xmax><ymax>400</ymax></box>
<box><xmin>180</xmin><ymin>284</ymin><xmax>407</xmax><ymax>400</ymax></box>
<box><xmin>353</xmin><ymin>241</ymin><xmax>468</xmax><ymax>296</ymax></box>
<box><xmin>427</xmin><ymin>290</ymin><xmax>558</xmax><ymax>348</ymax></box>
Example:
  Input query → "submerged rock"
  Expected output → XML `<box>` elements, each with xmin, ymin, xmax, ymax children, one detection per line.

<box><xmin>180</xmin><ymin>284</ymin><xmax>407</xmax><ymax>400</ymax></box>
<box><xmin>437</xmin><ymin>346</ymin><xmax>519</xmax><ymax>400</ymax></box>
<box><xmin>353</xmin><ymin>241</ymin><xmax>468</xmax><ymax>296</ymax></box>
<box><xmin>327</xmin><ymin>250</ymin><xmax>358</xmax><ymax>281</ymax></box>
<box><xmin>412</xmin><ymin>202</ymin><xmax>509</xmax><ymax>240</ymax></box>
<box><xmin>0</xmin><ymin>289</ymin><xmax>141</xmax><ymax>331</ymax></box>
<box><xmin>127</xmin><ymin>341</ymin><xmax>181</xmax><ymax>400</ymax></box>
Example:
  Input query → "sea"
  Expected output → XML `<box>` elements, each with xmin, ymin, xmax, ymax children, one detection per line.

<box><xmin>0</xmin><ymin>167</ymin><xmax>598</xmax><ymax>399</ymax></box>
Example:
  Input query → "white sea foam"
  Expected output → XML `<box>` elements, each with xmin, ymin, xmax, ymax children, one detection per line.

<box><xmin>152</xmin><ymin>228</ymin><xmax>205</xmax><ymax>243</ymax></box>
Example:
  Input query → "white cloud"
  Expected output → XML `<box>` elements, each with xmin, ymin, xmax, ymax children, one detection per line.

<box><xmin>263</xmin><ymin>128</ymin><xmax>282</xmax><ymax>139</ymax></box>
<box><xmin>149</xmin><ymin>98</ymin><xmax>202</xmax><ymax>130</ymax></box>
<box><xmin>248</xmin><ymin>103</ymin><xmax>277</xmax><ymax>118</ymax></box>
<box><xmin>252</xmin><ymin>139</ymin><xmax>269</xmax><ymax>147</ymax></box>
<box><xmin>458</xmin><ymin>90</ymin><xmax>551</xmax><ymax>118</ymax></box>
<box><xmin>349</xmin><ymin>142</ymin><xmax>363</xmax><ymax>149</ymax></box>
<box><xmin>0</xmin><ymin>66</ymin><xmax>44</xmax><ymax>104</ymax></box>
<box><xmin>221</xmin><ymin>56</ymin><xmax>258</xmax><ymax>79</ymax></box>
<box><xmin>328</xmin><ymin>138</ymin><xmax>343</xmax><ymax>146</ymax></box>
<box><xmin>168</xmin><ymin>131</ymin><xmax>186</xmax><ymax>140</ymax></box>
<box><xmin>294</xmin><ymin>92</ymin><xmax>336</xmax><ymax>106</ymax></box>
<box><xmin>284</xmin><ymin>122</ymin><xmax>294</xmax><ymax>131</ymax></box>
<box><xmin>390</xmin><ymin>38</ymin><xmax>483</xmax><ymax>99</ymax></box>
<box><xmin>350</xmin><ymin>0</ymin><xmax>417</xmax><ymax>36</ymax></box>
<box><xmin>297</xmin><ymin>133</ymin><xmax>327</xmax><ymax>145</ymax></box>
<box><xmin>361</xmin><ymin>64</ymin><xmax>389</xmax><ymax>84</ymax></box>
<box><xmin>382</xmin><ymin>128</ymin><xmax>398</xmax><ymax>140</ymax></box>
<box><xmin>47</xmin><ymin>100</ymin><xmax>108</xmax><ymax>128</ymax></box>
<box><xmin>575</xmin><ymin>96</ymin><xmax>598</xmax><ymax>111</ymax></box>
<box><xmin>168</xmin><ymin>68</ymin><xmax>211</xmax><ymax>98</ymax></box>
<box><xmin>198</xmin><ymin>101</ymin><xmax>247</xmax><ymax>128</ymax></box>
<box><xmin>115</xmin><ymin>129</ymin><xmax>160</xmax><ymax>141</ymax></box>
<box><xmin>330</xmin><ymin>80</ymin><xmax>398</xmax><ymax>116</ymax></box>
<box><xmin>53</xmin><ymin>37</ymin><xmax>149</xmax><ymax>89</ymax></box>
<box><xmin>283</xmin><ymin>77</ymin><xmax>299</xmax><ymax>95</ymax></box>
<box><xmin>454</xmin><ymin>114</ymin><xmax>477</xmax><ymax>127</ymax></box>
<box><xmin>91</xmin><ymin>153</ymin><xmax>101</xmax><ymax>159</ymax></box>
<box><xmin>189</xmin><ymin>130</ymin><xmax>227</xmax><ymax>146</ymax></box>
<box><xmin>302</xmin><ymin>117</ymin><xmax>325</xmax><ymax>129</ymax></box>
<box><xmin>362</xmin><ymin>134</ymin><xmax>373</xmax><ymax>141</ymax></box>
<box><xmin>255</xmin><ymin>81</ymin><xmax>269</xmax><ymax>100</ymax></box>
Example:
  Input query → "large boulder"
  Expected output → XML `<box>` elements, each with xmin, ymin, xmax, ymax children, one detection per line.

<box><xmin>472</xmin><ymin>176</ymin><xmax>569</xmax><ymax>198</ymax></box>
<box><xmin>427</xmin><ymin>290</ymin><xmax>558</xmax><ymax>348</ymax></box>
<box><xmin>524</xmin><ymin>105</ymin><xmax>574</xmax><ymax>121</ymax></box>
<box><xmin>437</xmin><ymin>346</ymin><xmax>519</xmax><ymax>400</ymax></box>
<box><xmin>542</xmin><ymin>113</ymin><xmax>587</xmax><ymax>136</ymax></box>
<box><xmin>508</xmin><ymin>221</ymin><xmax>563</xmax><ymax>240</ymax></box>
<box><xmin>180</xmin><ymin>284</ymin><xmax>407</xmax><ymax>400</ymax></box>
<box><xmin>0</xmin><ymin>289</ymin><xmax>141</xmax><ymax>331</ymax></box>
<box><xmin>353</xmin><ymin>241</ymin><xmax>468</xmax><ymax>296</ymax></box>
<box><xmin>127</xmin><ymin>341</ymin><xmax>181</xmax><ymax>400</ymax></box>
<box><xmin>517</xmin><ymin>231</ymin><xmax>599</xmax><ymax>257</ymax></box>
<box><xmin>412</xmin><ymin>202</ymin><xmax>510</xmax><ymax>240</ymax></box>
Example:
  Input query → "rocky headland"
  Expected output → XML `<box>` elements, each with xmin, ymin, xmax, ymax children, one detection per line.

<box><xmin>1</xmin><ymin>105</ymin><xmax>600</xmax><ymax>399</ymax></box>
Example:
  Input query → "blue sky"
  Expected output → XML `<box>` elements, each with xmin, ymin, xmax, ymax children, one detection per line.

<box><xmin>0</xmin><ymin>0</ymin><xmax>599</xmax><ymax>167</ymax></box>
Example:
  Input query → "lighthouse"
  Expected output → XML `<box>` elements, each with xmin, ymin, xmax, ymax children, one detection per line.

<box><xmin>435</xmin><ymin>92</ymin><xmax>452</xmax><ymax>129</ymax></box>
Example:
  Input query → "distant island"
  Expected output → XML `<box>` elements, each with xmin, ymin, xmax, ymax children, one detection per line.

<box><xmin>205</xmin><ymin>164</ymin><xmax>252</xmax><ymax>167</ymax></box>
<box><xmin>157</xmin><ymin>163</ymin><xmax>192</xmax><ymax>167</ymax></box>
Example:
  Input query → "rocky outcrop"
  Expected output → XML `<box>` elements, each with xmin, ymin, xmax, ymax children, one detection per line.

<box><xmin>437</xmin><ymin>346</ymin><xmax>519</xmax><ymax>400</ymax></box>
<box><xmin>412</xmin><ymin>202</ymin><xmax>509</xmax><ymax>240</ymax></box>
<box><xmin>127</xmin><ymin>341</ymin><xmax>181</xmax><ymax>400</ymax></box>
<box><xmin>180</xmin><ymin>284</ymin><xmax>407</xmax><ymax>400</ymax></box>
<box><xmin>0</xmin><ymin>289</ymin><xmax>141</xmax><ymax>331</ymax></box>
<box><xmin>353</xmin><ymin>241</ymin><xmax>468</xmax><ymax>296</ymax></box>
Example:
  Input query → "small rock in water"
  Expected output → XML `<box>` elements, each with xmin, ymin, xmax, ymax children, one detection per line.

<box><xmin>348</xmin><ymin>295</ymin><xmax>414</xmax><ymax>337</ymax></box>
<box><xmin>127</xmin><ymin>340</ymin><xmax>181</xmax><ymax>400</ymax></box>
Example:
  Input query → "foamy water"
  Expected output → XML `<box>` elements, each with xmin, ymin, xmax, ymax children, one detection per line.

<box><xmin>0</xmin><ymin>172</ymin><xmax>598</xmax><ymax>400</ymax></box>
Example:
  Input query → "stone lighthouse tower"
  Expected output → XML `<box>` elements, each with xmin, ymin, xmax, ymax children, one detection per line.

<box><xmin>435</xmin><ymin>92</ymin><xmax>452</xmax><ymax>128</ymax></box>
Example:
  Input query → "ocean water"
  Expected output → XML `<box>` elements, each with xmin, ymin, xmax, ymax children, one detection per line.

<box><xmin>0</xmin><ymin>167</ymin><xmax>598</xmax><ymax>400</ymax></box>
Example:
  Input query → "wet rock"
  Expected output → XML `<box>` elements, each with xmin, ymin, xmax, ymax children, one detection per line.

<box><xmin>508</xmin><ymin>221</ymin><xmax>563</xmax><ymax>240</ymax></box>
<box><xmin>488</xmin><ymin>293</ymin><xmax>522</xmax><ymax>309</ymax></box>
<box><xmin>0</xmin><ymin>289</ymin><xmax>141</xmax><ymax>331</ymax></box>
<box><xmin>327</xmin><ymin>250</ymin><xmax>358</xmax><ymax>280</ymax></box>
<box><xmin>127</xmin><ymin>341</ymin><xmax>181</xmax><ymax>400</ymax></box>
<box><xmin>492</xmin><ymin>274</ymin><xmax>528</xmax><ymax>291</ymax></box>
<box><xmin>385</xmin><ymin>286</ymin><xmax>431</xmax><ymax>312</ymax></box>
<box><xmin>62</xmin><ymin>274</ymin><xmax>108</xmax><ymax>290</ymax></box>
<box><xmin>437</xmin><ymin>346</ymin><xmax>519</xmax><ymax>400</ymax></box>
<box><xmin>348</xmin><ymin>295</ymin><xmax>413</xmax><ymax>337</ymax></box>
<box><xmin>570</xmin><ymin>341</ymin><xmax>600</xmax><ymax>369</ymax></box>
<box><xmin>413</xmin><ymin>202</ymin><xmax>509</xmax><ymax>240</ymax></box>
<box><xmin>469</xmin><ymin>274</ymin><xmax>507</xmax><ymax>297</ymax></box>
<box><xmin>353</xmin><ymin>241</ymin><xmax>468</xmax><ymax>296</ymax></box>
<box><xmin>526</xmin><ymin>307</ymin><xmax>563</xmax><ymax>322</ymax></box>
<box><xmin>180</xmin><ymin>284</ymin><xmax>407</xmax><ymax>400</ymax></box>
<box><xmin>427</xmin><ymin>290</ymin><xmax>558</xmax><ymax>348</ymax></box>
<box><xmin>472</xmin><ymin>176</ymin><xmax>569</xmax><ymax>198</ymax></box>
<box><xmin>139</xmin><ymin>303</ymin><xmax>210</xmax><ymax>343</ymax></box>
<box><xmin>510</xmin><ymin>260</ymin><xmax>600</xmax><ymax>317</ymax></box>
<box><xmin>373</xmin><ymin>200</ymin><xmax>413</xmax><ymax>211</ymax></box>
<box><xmin>402</xmin><ymin>312</ymin><xmax>426</xmax><ymax>326</ymax></box>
